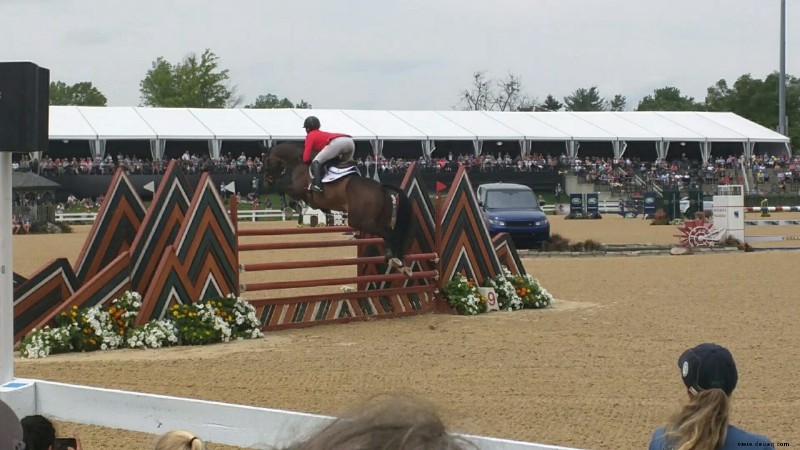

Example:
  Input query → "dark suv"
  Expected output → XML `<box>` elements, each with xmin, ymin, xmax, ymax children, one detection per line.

<box><xmin>476</xmin><ymin>183</ymin><xmax>550</xmax><ymax>248</ymax></box>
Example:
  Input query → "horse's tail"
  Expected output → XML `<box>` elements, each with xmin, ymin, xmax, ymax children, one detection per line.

<box><xmin>383</xmin><ymin>184</ymin><xmax>412</xmax><ymax>261</ymax></box>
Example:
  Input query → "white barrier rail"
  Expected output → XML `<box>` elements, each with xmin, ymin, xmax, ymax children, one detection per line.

<box><xmin>2</xmin><ymin>379</ymin><xmax>584</xmax><ymax>450</ymax></box>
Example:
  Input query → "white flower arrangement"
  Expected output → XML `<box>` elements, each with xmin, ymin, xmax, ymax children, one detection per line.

<box><xmin>127</xmin><ymin>320</ymin><xmax>179</xmax><ymax>349</ymax></box>
<box><xmin>442</xmin><ymin>273</ymin><xmax>487</xmax><ymax>316</ymax></box>
<box><xmin>20</xmin><ymin>326</ymin><xmax>74</xmax><ymax>359</ymax></box>
<box><xmin>519</xmin><ymin>273</ymin><xmax>554</xmax><ymax>309</ymax></box>
<box><xmin>20</xmin><ymin>291</ymin><xmax>264</xmax><ymax>359</ymax></box>
<box><xmin>484</xmin><ymin>267</ymin><xmax>524</xmax><ymax>311</ymax></box>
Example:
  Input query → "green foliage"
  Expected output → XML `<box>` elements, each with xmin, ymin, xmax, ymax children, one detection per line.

<box><xmin>541</xmin><ymin>234</ymin><xmax>605</xmax><ymax>252</ymax></box>
<box><xmin>536</xmin><ymin>94</ymin><xmax>563</xmax><ymax>112</ymax></box>
<box><xmin>139</xmin><ymin>49</ymin><xmax>236</xmax><ymax>108</ymax></box>
<box><xmin>19</xmin><ymin>292</ymin><xmax>263</xmax><ymax>358</ymax></box>
<box><xmin>608</xmin><ymin>94</ymin><xmax>627</xmax><ymax>111</ymax></box>
<box><xmin>50</xmin><ymin>81</ymin><xmax>107</xmax><ymax>106</ymax></box>
<box><xmin>636</xmin><ymin>87</ymin><xmax>703</xmax><ymax>111</ymax></box>
<box><xmin>564</xmin><ymin>86</ymin><xmax>606</xmax><ymax>111</ymax></box>
<box><xmin>704</xmin><ymin>72</ymin><xmax>800</xmax><ymax>147</ymax></box>
<box><xmin>245</xmin><ymin>94</ymin><xmax>312</xmax><ymax>109</ymax></box>
<box><xmin>442</xmin><ymin>274</ymin><xmax>487</xmax><ymax>315</ymax></box>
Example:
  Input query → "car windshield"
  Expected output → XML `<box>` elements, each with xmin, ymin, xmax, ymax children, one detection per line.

<box><xmin>485</xmin><ymin>189</ymin><xmax>539</xmax><ymax>209</ymax></box>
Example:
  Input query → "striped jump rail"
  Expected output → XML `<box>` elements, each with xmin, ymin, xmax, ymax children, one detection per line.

<box><xmin>745</xmin><ymin>206</ymin><xmax>800</xmax><ymax>213</ymax></box>
<box><xmin>744</xmin><ymin>220</ymin><xmax>800</xmax><ymax>226</ymax></box>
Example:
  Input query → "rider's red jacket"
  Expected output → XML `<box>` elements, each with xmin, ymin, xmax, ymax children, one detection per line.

<box><xmin>303</xmin><ymin>130</ymin><xmax>350</xmax><ymax>163</ymax></box>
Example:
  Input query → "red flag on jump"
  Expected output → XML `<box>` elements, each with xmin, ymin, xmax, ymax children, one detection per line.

<box><xmin>435</xmin><ymin>181</ymin><xmax>447</xmax><ymax>193</ymax></box>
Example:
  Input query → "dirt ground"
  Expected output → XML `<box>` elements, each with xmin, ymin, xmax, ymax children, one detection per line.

<box><xmin>10</xmin><ymin>214</ymin><xmax>800</xmax><ymax>450</ymax></box>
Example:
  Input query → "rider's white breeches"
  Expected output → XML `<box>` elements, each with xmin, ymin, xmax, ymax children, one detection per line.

<box><xmin>313</xmin><ymin>137</ymin><xmax>355</xmax><ymax>164</ymax></box>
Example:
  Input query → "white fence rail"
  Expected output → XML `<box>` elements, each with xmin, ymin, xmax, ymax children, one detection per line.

<box><xmin>58</xmin><ymin>203</ymin><xmax>630</xmax><ymax>223</ymax></box>
<box><xmin>56</xmin><ymin>209</ymin><xmax>291</xmax><ymax>223</ymax></box>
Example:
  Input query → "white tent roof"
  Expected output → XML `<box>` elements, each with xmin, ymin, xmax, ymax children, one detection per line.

<box><xmin>134</xmin><ymin>107</ymin><xmax>214</xmax><ymax>140</ymax></box>
<box><xmin>390</xmin><ymin>110</ymin><xmax>475</xmax><ymax>140</ymax></box>
<box><xmin>696</xmin><ymin>112</ymin><xmax>788</xmax><ymax>143</ymax></box>
<box><xmin>188</xmin><ymin>108</ymin><xmax>268</xmax><ymax>140</ymax></box>
<box><xmin>239</xmin><ymin>108</ymin><xmax>304</xmax><ymax>140</ymax></box>
<box><xmin>293</xmin><ymin>109</ymin><xmax>375</xmax><ymax>139</ymax></box>
<box><xmin>49</xmin><ymin>106</ymin><xmax>97</xmax><ymax>140</ymax></box>
<box><xmin>526</xmin><ymin>112</ymin><xmax>617</xmax><ymax>141</ymax></box>
<box><xmin>341</xmin><ymin>110</ymin><xmax>424</xmax><ymax>140</ymax></box>
<box><xmin>613</xmin><ymin>112</ymin><xmax>705</xmax><ymax>142</ymax></box>
<box><xmin>435</xmin><ymin>110</ymin><xmax>524</xmax><ymax>140</ymax></box>
<box><xmin>47</xmin><ymin>106</ymin><xmax>790</xmax><ymax>146</ymax></box>
<box><xmin>573</xmin><ymin>112</ymin><xmax>661</xmax><ymax>141</ymax></box>
<box><xmin>653</xmin><ymin>112</ymin><xmax>747</xmax><ymax>142</ymax></box>
<box><xmin>75</xmin><ymin>106</ymin><xmax>156</xmax><ymax>140</ymax></box>
<box><xmin>481</xmin><ymin>111</ymin><xmax>571</xmax><ymax>140</ymax></box>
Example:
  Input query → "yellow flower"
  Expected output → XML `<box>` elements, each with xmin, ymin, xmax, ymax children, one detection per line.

<box><xmin>172</xmin><ymin>311</ymin><xmax>178</xmax><ymax>317</ymax></box>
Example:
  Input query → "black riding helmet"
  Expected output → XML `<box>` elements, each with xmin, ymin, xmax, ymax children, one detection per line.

<box><xmin>303</xmin><ymin>116</ymin><xmax>321</xmax><ymax>131</ymax></box>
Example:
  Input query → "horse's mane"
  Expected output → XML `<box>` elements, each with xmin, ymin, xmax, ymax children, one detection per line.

<box><xmin>269</xmin><ymin>143</ymin><xmax>303</xmax><ymax>164</ymax></box>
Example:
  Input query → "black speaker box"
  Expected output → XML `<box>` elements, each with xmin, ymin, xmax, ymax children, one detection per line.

<box><xmin>0</xmin><ymin>61</ymin><xmax>50</xmax><ymax>153</ymax></box>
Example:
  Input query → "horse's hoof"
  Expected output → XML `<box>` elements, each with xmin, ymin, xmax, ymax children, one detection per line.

<box><xmin>400</xmin><ymin>266</ymin><xmax>413</xmax><ymax>277</ymax></box>
<box><xmin>388</xmin><ymin>258</ymin><xmax>401</xmax><ymax>269</ymax></box>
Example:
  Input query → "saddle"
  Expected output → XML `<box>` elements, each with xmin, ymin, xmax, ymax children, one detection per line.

<box><xmin>319</xmin><ymin>159</ymin><xmax>361</xmax><ymax>183</ymax></box>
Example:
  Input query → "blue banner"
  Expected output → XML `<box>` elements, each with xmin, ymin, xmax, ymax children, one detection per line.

<box><xmin>586</xmin><ymin>193</ymin><xmax>599</xmax><ymax>215</ymax></box>
<box><xmin>644</xmin><ymin>192</ymin><xmax>657</xmax><ymax>215</ymax></box>
<box><xmin>570</xmin><ymin>193</ymin><xmax>584</xmax><ymax>215</ymax></box>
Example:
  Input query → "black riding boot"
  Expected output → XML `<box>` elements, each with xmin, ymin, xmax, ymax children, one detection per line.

<box><xmin>310</xmin><ymin>161</ymin><xmax>324</xmax><ymax>193</ymax></box>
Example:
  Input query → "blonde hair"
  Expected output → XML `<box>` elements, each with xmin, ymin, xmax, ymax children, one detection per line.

<box><xmin>286</xmin><ymin>394</ymin><xmax>476</xmax><ymax>450</ymax></box>
<box><xmin>663</xmin><ymin>389</ymin><xmax>730</xmax><ymax>450</ymax></box>
<box><xmin>155</xmin><ymin>430</ymin><xmax>207</xmax><ymax>450</ymax></box>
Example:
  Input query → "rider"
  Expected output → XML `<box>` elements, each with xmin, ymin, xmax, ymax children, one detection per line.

<box><xmin>302</xmin><ymin>116</ymin><xmax>355</xmax><ymax>193</ymax></box>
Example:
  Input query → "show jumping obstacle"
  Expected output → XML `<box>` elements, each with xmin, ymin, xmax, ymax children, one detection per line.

<box><xmin>677</xmin><ymin>185</ymin><xmax>800</xmax><ymax>247</ymax></box>
<box><xmin>235</xmin><ymin>223</ymin><xmax>439</xmax><ymax>330</ymax></box>
<box><xmin>11</xmin><ymin>162</ymin><xmax>528</xmax><ymax>342</ymax></box>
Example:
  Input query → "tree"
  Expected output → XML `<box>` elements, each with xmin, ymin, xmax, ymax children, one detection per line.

<box><xmin>536</xmin><ymin>94</ymin><xmax>563</xmax><ymax>112</ymax></box>
<box><xmin>636</xmin><ymin>87</ymin><xmax>703</xmax><ymax>111</ymax></box>
<box><xmin>492</xmin><ymin>73</ymin><xmax>536</xmax><ymax>112</ymax></box>
<box><xmin>139</xmin><ymin>49</ymin><xmax>235</xmax><ymax>108</ymax></box>
<box><xmin>456</xmin><ymin>71</ymin><xmax>536</xmax><ymax>111</ymax></box>
<box><xmin>608</xmin><ymin>94</ymin><xmax>627</xmax><ymax>111</ymax></box>
<box><xmin>457</xmin><ymin>71</ymin><xmax>493</xmax><ymax>111</ymax></box>
<box><xmin>703</xmin><ymin>72</ymin><xmax>800</xmax><ymax>146</ymax></box>
<box><xmin>50</xmin><ymin>81</ymin><xmax>107</xmax><ymax>106</ymax></box>
<box><xmin>244</xmin><ymin>94</ymin><xmax>312</xmax><ymax>109</ymax></box>
<box><xmin>563</xmin><ymin>86</ymin><xmax>606</xmax><ymax>111</ymax></box>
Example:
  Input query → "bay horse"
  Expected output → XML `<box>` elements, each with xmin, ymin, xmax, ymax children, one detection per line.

<box><xmin>260</xmin><ymin>143</ymin><xmax>414</xmax><ymax>276</ymax></box>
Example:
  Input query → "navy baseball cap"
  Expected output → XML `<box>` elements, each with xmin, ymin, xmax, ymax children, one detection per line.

<box><xmin>678</xmin><ymin>343</ymin><xmax>738</xmax><ymax>396</ymax></box>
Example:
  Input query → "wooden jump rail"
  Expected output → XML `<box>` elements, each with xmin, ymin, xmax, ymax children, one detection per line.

<box><xmin>238</xmin><ymin>238</ymin><xmax>385</xmax><ymax>252</ymax></box>
<box><xmin>241</xmin><ymin>253</ymin><xmax>439</xmax><ymax>272</ymax></box>
<box><xmin>237</xmin><ymin>225</ymin><xmax>355</xmax><ymax>236</ymax></box>
<box><xmin>242</xmin><ymin>270</ymin><xmax>439</xmax><ymax>292</ymax></box>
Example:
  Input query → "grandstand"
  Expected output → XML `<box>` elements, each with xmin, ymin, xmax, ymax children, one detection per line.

<box><xmin>12</xmin><ymin>107</ymin><xmax>796</xmax><ymax>202</ymax></box>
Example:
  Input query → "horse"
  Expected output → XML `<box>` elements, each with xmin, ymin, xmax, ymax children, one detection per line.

<box><xmin>260</xmin><ymin>143</ymin><xmax>414</xmax><ymax>276</ymax></box>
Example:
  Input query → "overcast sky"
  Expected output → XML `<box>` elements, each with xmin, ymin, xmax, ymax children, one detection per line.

<box><xmin>1</xmin><ymin>0</ymin><xmax>797</xmax><ymax>111</ymax></box>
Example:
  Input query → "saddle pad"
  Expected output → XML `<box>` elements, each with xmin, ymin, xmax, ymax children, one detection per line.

<box><xmin>321</xmin><ymin>165</ymin><xmax>361</xmax><ymax>183</ymax></box>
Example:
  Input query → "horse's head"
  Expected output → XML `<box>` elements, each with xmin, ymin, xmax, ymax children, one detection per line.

<box><xmin>261</xmin><ymin>143</ymin><xmax>304</xmax><ymax>191</ymax></box>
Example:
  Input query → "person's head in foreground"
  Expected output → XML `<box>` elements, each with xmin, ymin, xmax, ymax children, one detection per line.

<box><xmin>0</xmin><ymin>400</ymin><xmax>24</xmax><ymax>450</ymax></box>
<box><xmin>155</xmin><ymin>430</ymin><xmax>207</xmax><ymax>450</ymax></box>
<box><xmin>20</xmin><ymin>415</ymin><xmax>56</xmax><ymax>450</ymax></box>
<box><xmin>285</xmin><ymin>394</ymin><xmax>476</xmax><ymax>450</ymax></box>
<box><xmin>648</xmin><ymin>343</ymin><xmax>773</xmax><ymax>450</ymax></box>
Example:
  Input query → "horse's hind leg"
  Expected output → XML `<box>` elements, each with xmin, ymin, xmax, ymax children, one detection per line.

<box><xmin>349</xmin><ymin>218</ymin><xmax>411</xmax><ymax>277</ymax></box>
